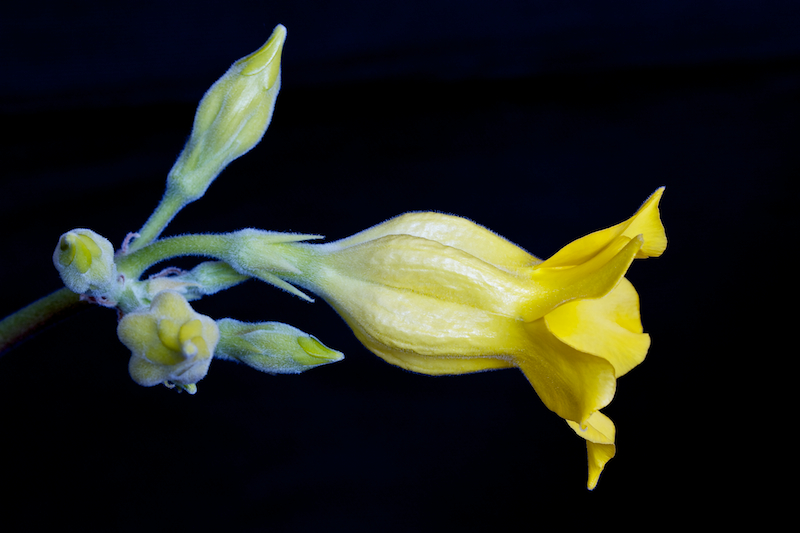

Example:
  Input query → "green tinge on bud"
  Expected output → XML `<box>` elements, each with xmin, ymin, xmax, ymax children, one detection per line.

<box><xmin>167</xmin><ymin>24</ymin><xmax>287</xmax><ymax>203</ymax></box>
<box><xmin>216</xmin><ymin>318</ymin><xmax>343</xmax><ymax>374</ymax></box>
<box><xmin>140</xmin><ymin>261</ymin><xmax>251</xmax><ymax>305</ymax></box>
<box><xmin>128</xmin><ymin>26</ymin><xmax>287</xmax><ymax>252</ymax></box>
<box><xmin>53</xmin><ymin>229</ymin><xmax>118</xmax><ymax>297</ymax></box>
<box><xmin>179</xmin><ymin>261</ymin><xmax>252</xmax><ymax>298</ymax></box>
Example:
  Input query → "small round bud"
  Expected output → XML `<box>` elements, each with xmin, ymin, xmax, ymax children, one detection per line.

<box><xmin>53</xmin><ymin>229</ymin><xmax>118</xmax><ymax>297</ymax></box>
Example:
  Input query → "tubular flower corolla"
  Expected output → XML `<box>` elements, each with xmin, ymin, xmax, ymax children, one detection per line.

<box><xmin>241</xmin><ymin>188</ymin><xmax>666</xmax><ymax>489</ymax></box>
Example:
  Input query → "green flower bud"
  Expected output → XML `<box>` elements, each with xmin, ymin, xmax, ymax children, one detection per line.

<box><xmin>53</xmin><ymin>229</ymin><xmax>118</xmax><ymax>297</ymax></box>
<box><xmin>216</xmin><ymin>318</ymin><xmax>343</xmax><ymax>374</ymax></box>
<box><xmin>167</xmin><ymin>24</ymin><xmax>287</xmax><ymax>203</ymax></box>
<box><xmin>178</xmin><ymin>261</ymin><xmax>251</xmax><ymax>299</ymax></box>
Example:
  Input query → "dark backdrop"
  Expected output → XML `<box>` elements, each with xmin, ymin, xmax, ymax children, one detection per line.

<box><xmin>1</xmin><ymin>1</ymin><xmax>796</xmax><ymax>530</ymax></box>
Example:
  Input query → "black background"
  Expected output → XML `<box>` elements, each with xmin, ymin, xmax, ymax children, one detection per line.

<box><xmin>1</xmin><ymin>1</ymin><xmax>796</xmax><ymax>530</ymax></box>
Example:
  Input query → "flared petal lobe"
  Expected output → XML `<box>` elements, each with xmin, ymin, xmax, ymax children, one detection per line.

<box><xmin>520</xmin><ymin>234</ymin><xmax>644</xmax><ymax>321</ymax></box>
<box><xmin>515</xmin><ymin>319</ymin><xmax>617</xmax><ymax>428</ymax></box>
<box><xmin>540</xmin><ymin>187</ymin><xmax>666</xmax><ymax>269</ymax></box>
<box><xmin>545</xmin><ymin>277</ymin><xmax>650</xmax><ymax>377</ymax></box>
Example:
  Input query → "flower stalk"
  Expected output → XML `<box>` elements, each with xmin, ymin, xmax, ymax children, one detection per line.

<box><xmin>0</xmin><ymin>288</ymin><xmax>87</xmax><ymax>355</ymax></box>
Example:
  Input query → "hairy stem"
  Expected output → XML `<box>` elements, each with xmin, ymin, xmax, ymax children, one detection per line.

<box><xmin>0</xmin><ymin>288</ymin><xmax>88</xmax><ymax>356</ymax></box>
<box><xmin>127</xmin><ymin>191</ymin><xmax>186</xmax><ymax>253</ymax></box>
<box><xmin>116</xmin><ymin>234</ymin><xmax>231</xmax><ymax>280</ymax></box>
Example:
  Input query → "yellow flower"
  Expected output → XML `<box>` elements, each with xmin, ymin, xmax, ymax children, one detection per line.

<box><xmin>117</xmin><ymin>291</ymin><xmax>220</xmax><ymax>390</ymax></box>
<box><xmin>53</xmin><ymin>229</ymin><xmax>118</xmax><ymax>297</ymax></box>
<box><xmin>244</xmin><ymin>188</ymin><xmax>665</xmax><ymax>489</ymax></box>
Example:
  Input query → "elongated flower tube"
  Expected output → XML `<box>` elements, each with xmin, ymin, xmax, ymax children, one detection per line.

<box><xmin>117</xmin><ymin>291</ymin><xmax>220</xmax><ymax>391</ymax></box>
<box><xmin>233</xmin><ymin>188</ymin><xmax>666</xmax><ymax>489</ymax></box>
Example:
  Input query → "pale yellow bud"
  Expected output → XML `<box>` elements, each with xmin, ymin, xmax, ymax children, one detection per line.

<box><xmin>166</xmin><ymin>24</ymin><xmax>287</xmax><ymax>203</ymax></box>
<box><xmin>53</xmin><ymin>229</ymin><xmax>118</xmax><ymax>297</ymax></box>
<box><xmin>117</xmin><ymin>291</ymin><xmax>220</xmax><ymax>389</ymax></box>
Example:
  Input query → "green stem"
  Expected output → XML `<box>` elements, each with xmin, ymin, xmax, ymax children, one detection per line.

<box><xmin>1</xmin><ymin>232</ymin><xmax>314</xmax><ymax>355</ymax></box>
<box><xmin>127</xmin><ymin>191</ymin><xmax>187</xmax><ymax>253</ymax></box>
<box><xmin>0</xmin><ymin>288</ymin><xmax>87</xmax><ymax>356</ymax></box>
<box><xmin>117</xmin><ymin>234</ymin><xmax>231</xmax><ymax>280</ymax></box>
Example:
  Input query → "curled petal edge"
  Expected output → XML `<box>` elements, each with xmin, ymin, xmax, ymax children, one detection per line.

<box><xmin>544</xmin><ymin>277</ymin><xmax>650</xmax><ymax>377</ymax></box>
<box><xmin>567</xmin><ymin>411</ymin><xmax>617</xmax><ymax>490</ymax></box>
<box><xmin>540</xmin><ymin>187</ymin><xmax>666</xmax><ymax>269</ymax></box>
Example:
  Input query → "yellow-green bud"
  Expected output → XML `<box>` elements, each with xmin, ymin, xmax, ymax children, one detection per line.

<box><xmin>117</xmin><ymin>291</ymin><xmax>220</xmax><ymax>390</ymax></box>
<box><xmin>166</xmin><ymin>24</ymin><xmax>287</xmax><ymax>202</ymax></box>
<box><xmin>53</xmin><ymin>229</ymin><xmax>118</xmax><ymax>297</ymax></box>
<box><xmin>216</xmin><ymin>318</ymin><xmax>343</xmax><ymax>374</ymax></box>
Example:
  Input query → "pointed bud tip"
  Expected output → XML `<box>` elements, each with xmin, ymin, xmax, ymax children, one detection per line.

<box><xmin>240</xmin><ymin>24</ymin><xmax>287</xmax><ymax>83</ymax></box>
<box><xmin>297</xmin><ymin>336</ymin><xmax>344</xmax><ymax>363</ymax></box>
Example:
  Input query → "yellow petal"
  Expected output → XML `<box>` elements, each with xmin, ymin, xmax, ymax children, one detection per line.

<box><xmin>515</xmin><ymin>319</ymin><xmax>616</xmax><ymax>427</ymax></box>
<box><xmin>520</xmin><ymin>235</ymin><xmax>643</xmax><ymax>321</ymax></box>
<box><xmin>119</xmin><ymin>313</ymin><xmax>180</xmax><ymax>366</ymax></box>
<box><xmin>567</xmin><ymin>411</ymin><xmax>617</xmax><ymax>490</ymax></box>
<box><xmin>157</xmin><ymin>318</ymin><xmax>183</xmax><ymax>352</ymax></box>
<box><xmin>76</xmin><ymin>233</ymin><xmax>102</xmax><ymax>259</ymax></box>
<box><xmin>179</xmin><ymin>318</ymin><xmax>204</xmax><ymax>345</ymax></box>
<box><xmin>314</xmin><ymin>267</ymin><xmax>517</xmax><ymax>374</ymax></box>
<box><xmin>542</xmin><ymin>187</ymin><xmax>666</xmax><ymax>268</ymax></box>
<box><xmin>566</xmin><ymin>410</ymin><xmax>615</xmax><ymax>444</ymax></box>
<box><xmin>322</xmin><ymin>234</ymin><xmax>530</xmax><ymax>317</ymax></box>
<box><xmin>156</xmin><ymin>291</ymin><xmax>196</xmax><ymax>322</ymax></box>
<box><xmin>585</xmin><ymin>442</ymin><xmax>616</xmax><ymax>490</ymax></box>
<box><xmin>544</xmin><ymin>277</ymin><xmax>650</xmax><ymax>377</ymax></box>
<box><xmin>623</xmin><ymin>187</ymin><xmax>667</xmax><ymax>258</ymax></box>
<box><xmin>328</xmin><ymin>212</ymin><xmax>541</xmax><ymax>272</ymax></box>
<box><xmin>72</xmin><ymin>236</ymin><xmax>95</xmax><ymax>274</ymax></box>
